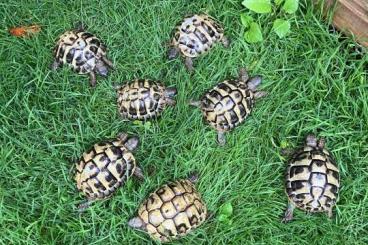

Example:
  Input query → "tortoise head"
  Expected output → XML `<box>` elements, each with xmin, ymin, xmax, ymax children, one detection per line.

<box><xmin>168</xmin><ymin>47</ymin><xmax>179</xmax><ymax>60</ymax></box>
<box><xmin>95</xmin><ymin>59</ymin><xmax>109</xmax><ymax>77</ymax></box>
<box><xmin>118</xmin><ymin>133</ymin><xmax>139</xmax><ymax>151</ymax></box>
<box><xmin>246</xmin><ymin>76</ymin><xmax>262</xmax><ymax>92</ymax></box>
<box><xmin>306</xmin><ymin>134</ymin><xmax>325</xmax><ymax>148</ymax></box>
<box><xmin>164</xmin><ymin>87</ymin><xmax>177</xmax><ymax>106</ymax></box>
<box><xmin>128</xmin><ymin>217</ymin><xmax>146</xmax><ymax>230</ymax></box>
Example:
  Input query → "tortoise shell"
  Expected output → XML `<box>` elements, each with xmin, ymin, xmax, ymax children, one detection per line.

<box><xmin>285</xmin><ymin>136</ymin><xmax>340</xmax><ymax>219</ymax></box>
<box><xmin>129</xmin><ymin>177</ymin><xmax>207</xmax><ymax>243</ymax></box>
<box><xmin>53</xmin><ymin>30</ymin><xmax>107</xmax><ymax>74</ymax></box>
<box><xmin>200</xmin><ymin>79</ymin><xmax>255</xmax><ymax>132</ymax></box>
<box><xmin>171</xmin><ymin>14</ymin><xmax>226</xmax><ymax>58</ymax></box>
<box><xmin>116</xmin><ymin>79</ymin><xmax>177</xmax><ymax>120</ymax></box>
<box><xmin>75</xmin><ymin>134</ymin><xmax>141</xmax><ymax>203</ymax></box>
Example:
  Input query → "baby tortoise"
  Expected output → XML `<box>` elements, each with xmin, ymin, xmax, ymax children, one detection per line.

<box><xmin>128</xmin><ymin>175</ymin><xmax>207</xmax><ymax>243</ymax></box>
<box><xmin>190</xmin><ymin>68</ymin><xmax>266</xmax><ymax>145</ymax></box>
<box><xmin>283</xmin><ymin>135</ymin><xmax>340</xmax><ymax>222</ymax></box>
<box><xmin>116</xmin><ymin>79</ymin><xmax>177</xmax><ymax>120</ymax></box>
<box><xmin>52</xmin><ymin>23</ymin><xmax>113</xmax><ymax>86</ymax></box>
<box><xmin>168</xmin><ymin>14</ymin><xmax>229</xmax><ymax>71</ymax></box>
<box><xmin>75</xmin><ymin>133</ymin><xmax>143</xmax><ymax>211</ymax></box>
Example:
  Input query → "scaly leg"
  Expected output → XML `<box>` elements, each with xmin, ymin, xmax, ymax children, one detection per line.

<box><xmin>185</xmin><ymin>57</ymin><xmax>194</xmax><ymax>72</ymax></box>
<box><xmin>217</xmin><ymin>131</ymin><xmax>226</xmax><ymax>146</ymax></box>
<box><xmin>282</xmin><ymin>203</ymin><xmax>295</xmax><ymax>223</ymax></box>
<box><xmin>89</xmin><ymin>72</ymin><xmax>96</xmax><ymax>87</ymax></box>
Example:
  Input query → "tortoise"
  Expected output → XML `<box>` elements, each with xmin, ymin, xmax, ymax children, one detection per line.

<box><xmin>52</xmin><ymin>23</ymin><xmax>113</xmax><ymax>87</ymax></box>
<box><xmin>282</xmin><ymin>135</ymin><xmax>340</xmax><ymax>222</ymax></box>
<box><xmin>190</xmin><ymin>68</ymin><xmax>267</xmax><ymax>145</ymax></box>
<box><xmin>116</xmin><ymin>79</ymin><xmax>177</xmax><ymax>120</ymax></box>
<box><xmin>128</xmin><ymin>175</ymin><xmax>207</xmax><ymax>243</ymax></box>
<box><xmin>75</xmin><ymin>133</ymin><xmax>143</xmax><ymax>211</ymax></box>
<box><xmin>168</xmin><ymin>14</ymin><xmax>229</xmax><ymax>71</ymax></box>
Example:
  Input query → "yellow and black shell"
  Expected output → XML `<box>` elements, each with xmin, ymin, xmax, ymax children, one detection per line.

<box><xmin>129</xmin><ymin>178</ymin><xmax>207</xmax><ymax>242</ymax></box>
<box><xmin>75</xmin><ymin>134</ymin><xmax>139</xmax><ymax>201</ymax></box>
<box><xmin>53</xmin><ymin>30</ymin><xmax>107</xmax><ymax>74</ymax></box>
<box><xmin>171</xmin><ymin>14</ymin><xmax>225</xmax><ymax>58</ymax></box>
<box><xmin>286</xmin><ymin>143</ymin><xmax>340</xmax><ymax>213</ymax></box>
<box><xmin>200</xmin><ymin>79</ymin><xmax>255</xmax><ymax>132</ymax></box>
<box><xmin>116</xmin><ymin>79</ymin><xmax>177</xmax><ymax>120</ymax></box>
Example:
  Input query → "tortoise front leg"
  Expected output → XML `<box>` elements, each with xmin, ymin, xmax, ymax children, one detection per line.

<box><xmin>102</xmin><ymin>56</ymin><xmax>114</xmax><ymax>69</ymax></box>
<box><xmin>282</xmin><ymin>203</ymin><xmax>295</xmax><ymax>223</ymax></box>
<box><xmin>238</xmin><ymin>68</ymin><xmax>249</xmax><ymax>83</ymax></box>
<box><xmin>327</xmin><ymin>208</ymin><xmax>333</xmax><ymax>218</ymax></box>
<box><xmin>189</xmin><ymin>100</ymin><xmax>201</xmax><ymax>107</ymax></box>
<box><xmin>221</xmin><ymin>36</ymin><xmax>230</xmax><ymax>48</ymax></box>
<box><xmin>51</xmin><ymin>59</ymin><xmax>61</xmax><ymax>71</ymax></box>
<box><xmin>89</xmin><ymin>71</ymin><xmax>96</xmax><ymax>87</ymax></box>
<box><xmin>217</xmin><ymin>131</ymin><xmax>226</xmax><ymax>146</ymax></box>
<box><xmin>254</xmin><ymin>91</ymin><xmax>268</xmax><ymax>99</ymax></box>
<box><xmin>133</xmin><ymin>166</ymin><xmax>144</xmax><ymax>180</ymax></box>
<box><xmin>185</xmin><ymin>57</ymin><xmax>194</xmax><ymax>72</ymax></box>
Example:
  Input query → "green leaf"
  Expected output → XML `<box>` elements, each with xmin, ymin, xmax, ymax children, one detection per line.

<box><xmin>133</xmin><ymin>120</ymin><xmax>143</xmax><ymax>125</ymax></box>
<box><xmin>274</xmin><ymin>0</ymin><xmax>284</xmax><ymax>6</ymax></box>
<box><xmin>217</xmin><ymin>214</ymin><xmax>230</xmax><ymax>223</ymax></box>
<box><xmin>242</xmin><ymin>0</ymin><xmax>272</xmax><ymax>14</ymax></box>
<box><xmin>273</xmin><ymin>19</ymin><xmax>291</xmax><ymax>38</ymax></box>
<box><xmin>280</xmin><ymin>140</ymin><xmax>289</xmax><ymax>148</ymax></box>
<box><xmin>244</xmin><ymin>22</ymin><xmax>263</xmax><ymax>43</ymax></box>
<box><xmin>282</xmin><ymin>0</ymin><xmax>299</xmax><ymax>14</ymax></box>
<box><xmin>220</xmin><ymin>202</ymin><xmax>233</xmax><ymax>217</ymax></box>
<box><xmin>240</xmin><ymin>13</ymin><xmax>253</xmax><ymax>28</ymax></box>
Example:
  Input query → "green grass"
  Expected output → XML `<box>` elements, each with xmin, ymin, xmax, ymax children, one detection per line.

<box><xmin>0</xmin><ymin>0</ymin><xmax>367</xmax><ymax>244</ymax></box>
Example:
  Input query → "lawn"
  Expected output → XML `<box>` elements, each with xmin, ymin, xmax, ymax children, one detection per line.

<box><xmin>0</xmin><ymin>0</ymin><xmax>367</xmax><ymax>244</ymax></box>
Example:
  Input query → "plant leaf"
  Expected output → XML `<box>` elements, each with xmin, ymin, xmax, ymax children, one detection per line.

<box><xmin>133</xmin><ymin>120</ymin><xmax>143</xmax><ymax>125</ymax></box>
<box><xmin>274</xmin><ymin>0</ymin><xmax>284</xmax><ymax>6</ymax></box>
<box><xmin>217</xmin><ymin>214</ymin><xmax>230</xmax><ymax>223</ymax></box>
<box><xmin>280</xmin><ymin>140</ymin><xmax>289</xmax><ymax>148</ymax></box>
<box><xmin>242</xmin><ymin>0</ymin><xmax>272</xmax><ymax>14</ymax></box>
<box><xmin>282</xmin><ymin>0</ymin><xmax>299</xmax><ymax>14</ymax></box>
<box><xmin>220</xmin><ymin>202</ymin><xmax>233</xmax><ymax>217</ymax></box>
<box><xmin>273</xmin><ymin>19</ymin><xmax>291</xmax><ymax>38</ymax></box>
<box><xmin>244</xmin><ymin>22</ymin><xmax>263</xmax><ymax>43</ymax></box>
<box><xmin>240</xmin><ymin>13</ymin><xmax>253</xmax><ymax>28</ymax></box>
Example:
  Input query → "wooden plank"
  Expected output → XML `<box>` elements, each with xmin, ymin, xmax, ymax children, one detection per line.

<box><xmin>315</xmin><ymin>0</ymin><xmax>368</xmax><ymax>47</ymax></box>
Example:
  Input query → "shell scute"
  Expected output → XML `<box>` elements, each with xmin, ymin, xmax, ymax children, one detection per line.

<box><xmin>75</xmin><ymin>137</ymin><xmax>137</xmax><ymax>201</ymax></box>
<box><xmin>285</xmin><ymin>143</ymin><xmax>340</xmax><ymax>214</ymax></box>
<box><xmin>132</xmin><ymin>178</ymin><xmax>207</xmax><ymax>242</ymax></box>
<box><xmin>117</xmin><ymin>79</ymin><xmax>176</xmax><ymax>120</ymax></box>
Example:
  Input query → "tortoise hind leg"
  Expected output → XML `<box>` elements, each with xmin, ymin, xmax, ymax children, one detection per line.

<box><xmin>74</xmin><ymin>21</ymin><xmax>86</xmax><ymax>32</ymax></box>
<box><xmin>51</xmin><ymin>59</ymin><xmax>61</xmax><ymax>71</ymax></box>
<box><xmin>282</xmin><ymin>203</ymin><xmax>295</xmax><ymax>223</ymax></box>
<box><xmin>217</xmin><ymin>131</ymin><xmax>226</xmax><ymax>146</ymax></box>
<box><xmin>89</xmin><ymin>72</ymin><xmax>96</xmax><ymax>87</ymax></box>
<box><xmin>185</xmin><ymin>57</ymin><xmax>194</xmax><ymax>72</ymax></box>
<box><xmin>221</xmin><ymin>36</ymin><xmax>230</xmax><ymax>48</ymax></box>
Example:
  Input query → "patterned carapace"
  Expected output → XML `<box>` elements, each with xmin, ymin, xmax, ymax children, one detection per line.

<box><xmin>75</xmin><ymin>135</ymin><xmax>138</xmax><ymax>201</ymax></box>
<box><xmin>129</xmin><ymin>178</ymin><xmax>207</xmax><ymax>242</ymax></box>
<box><xmin>53</xmin><ymin>30</ymin><xmax>106</xmax><ymax>74</ymax></box>
<box><xmin>172</xmin><ymin>14</ymin><xmax>225</xmax><ymax>58</ymax></box>
<box><xmin>286</xmin><ymin>146</ymin><xmax>340</xmax><ymax>211</ymax></box>
<box><xmin>116</xmin><ymin>79</ymin><xmax>176</xmax><ymax>120</ymax></box>
<box><xmin>201</xmin><ymin>79</ymin><xmax>255</xmax><ymax>132</ymax></box>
